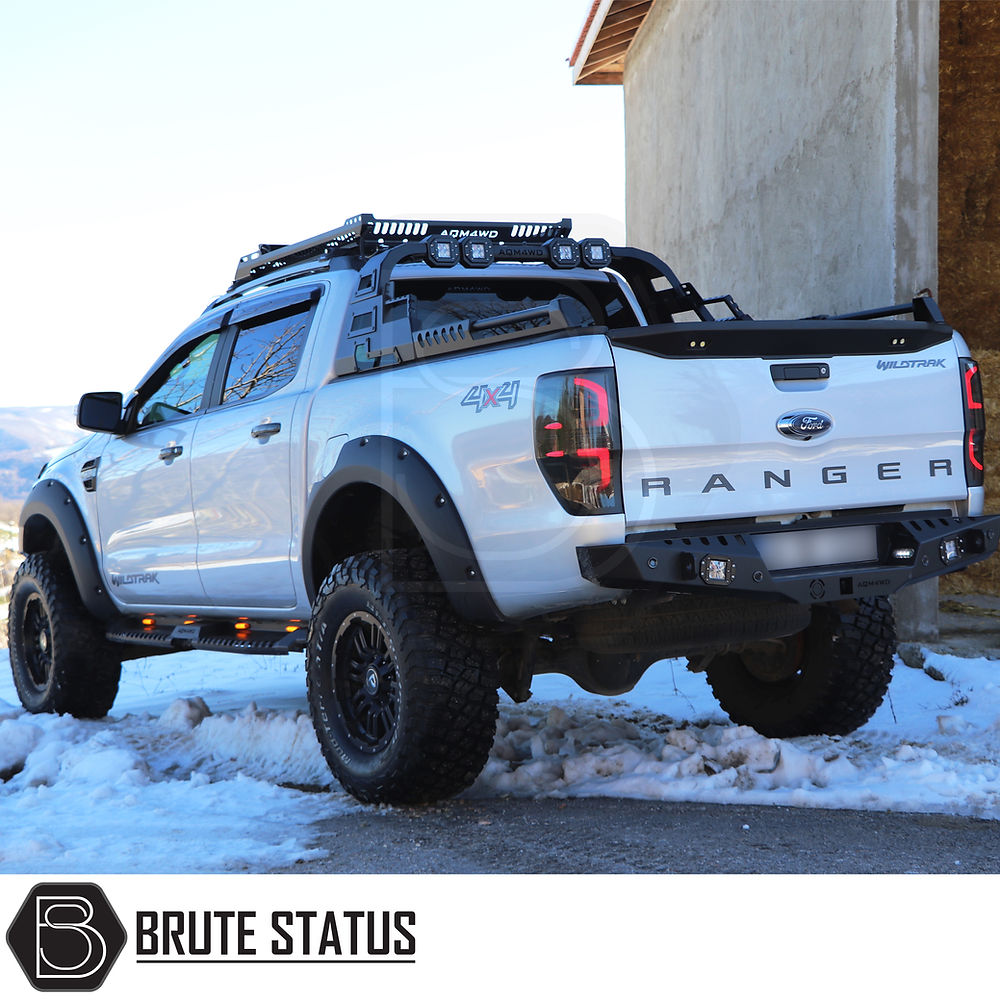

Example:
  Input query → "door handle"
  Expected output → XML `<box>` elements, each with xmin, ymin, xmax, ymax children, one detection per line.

<box><xmin>251</xmin><ymin>422</ymin><xmax>281</xmax><ymax>439</ymax></box>
<box><xmin>158</xmin><ymin>445</ymin><xmax>183</xmax><ymax>461</ymax></box>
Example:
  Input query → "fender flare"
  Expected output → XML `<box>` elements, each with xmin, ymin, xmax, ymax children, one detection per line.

<box><xmin>19</xmin><ymin>479</ymin><xmax>117</xmax><ymax>621</ymax></box>
<box><xmin>302</xmin><ymin>436</ymin><xmax>503</xmax><ymax>623</ymax></box>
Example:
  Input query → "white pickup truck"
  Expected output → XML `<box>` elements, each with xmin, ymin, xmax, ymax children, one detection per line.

<box><xmin>9</xmin><ymin>214</ymin><xmax>999</xmax><ymax>804</ymax></box>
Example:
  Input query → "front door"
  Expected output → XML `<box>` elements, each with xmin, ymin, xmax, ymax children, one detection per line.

<box><xmin>97</xmin><ymin>332</ymin><xmax>222</xmax><ymax>608</ymax></box>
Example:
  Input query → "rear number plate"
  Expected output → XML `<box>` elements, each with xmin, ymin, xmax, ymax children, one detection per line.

<box><xmin>755</xmin><ymin>525</ymin><xmax>877</xmax><ymax>572</ymax></box>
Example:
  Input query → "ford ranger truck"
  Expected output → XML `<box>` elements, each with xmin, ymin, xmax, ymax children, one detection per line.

<box><xmin>8</xmin><ymin>213</ymin><xmax>999</xmax><ymax>805</ymax></box>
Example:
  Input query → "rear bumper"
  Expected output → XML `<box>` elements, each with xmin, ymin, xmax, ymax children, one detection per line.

<box><xmin>578</xmin><ymin>510</ymin><xmax>1000</xmax><ymax>605</ymax></box>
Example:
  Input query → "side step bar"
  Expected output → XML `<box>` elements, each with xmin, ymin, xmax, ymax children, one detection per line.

<box><xmin>106</xmin><ymin>623</ymin><xmax>307</xmax><ymax>656</ymax></box>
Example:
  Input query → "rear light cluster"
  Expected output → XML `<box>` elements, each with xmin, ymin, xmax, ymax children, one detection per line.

<box><xmin>533</xmin><ymin>368</ymin><xmax>622</xmax><ymax>515</ymax></box>
<box><xmin>960</xmin><ymin>357</ymin><xmax>986</xmax><ymax>487</ymax></box>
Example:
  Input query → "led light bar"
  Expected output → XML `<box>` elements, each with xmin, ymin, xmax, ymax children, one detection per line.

<box><xmin>580</xmin><ymin>238</ymin><xmax>611</xmax><ymax>268</ymax></box>
<box><xmin>460</xmin><ymin>236</ymin><xmax>495</xmax><ymax>268</ymax></box>
<box><xmin>547</xmin><ymin>238</ymin><xmax>580</xmax><ymax>269</ymax></box>
<box><xmin>940</xmin><ymin>537</ymin><xmax>964</xmax><ymax>564</ymax></box>
<box><xmin>427</xmin><ymin>236</ymin><xmax>460</xmax><ymax>267</ymax></box>
<box><xmin>700</xmin><ymin>556</ymin><xmax>735</xmax><ymax>586</ymax></box>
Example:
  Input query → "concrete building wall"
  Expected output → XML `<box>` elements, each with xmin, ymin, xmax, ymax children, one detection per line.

<box><xmin>624</xmin><ymin>0</ymin><xmax>938</xmax><ymax>319</ymax></box>
<box><xmin>621</xmin><ymin>0</ymin><xmax>940</xmax><ymax>638</ymax></box>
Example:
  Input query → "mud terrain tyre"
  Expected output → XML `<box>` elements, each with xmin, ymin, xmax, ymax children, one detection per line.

<box><xmin>7</xmin><ymin>552</ymin><xmax>122</xmax><ymax>717</ymax></box>
<box><xmin>307</xmin><ymin>549</ymin><xmax>499</xmax><ymax>805</ymax></box>
<box><xmin>704</xmin><ymin>597</ymin><xmax>895</xmax><ymax>738</ymax></box>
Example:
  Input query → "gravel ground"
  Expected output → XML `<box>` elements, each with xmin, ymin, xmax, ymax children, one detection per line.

<box><xmin>273</xmin><ymin>796</ymin><xmax>1000</xmax><ymax>875</ymax></box>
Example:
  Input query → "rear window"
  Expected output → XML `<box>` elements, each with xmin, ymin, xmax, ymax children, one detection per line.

<box><xmin>221</xmin><ymin>307</ymin><xmax>311</xmax><ymax>406</ymax></box>
<box><xmin>396</xmin><ymin>277</ymin><xmax>638</xmax><ymax>332</ymax></box>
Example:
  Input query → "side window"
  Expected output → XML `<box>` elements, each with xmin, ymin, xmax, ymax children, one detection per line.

<box><xmin>135</xmin><ymin>333</ymin><xmax>221</xmax><ymax>428</ymax></box>
<box><xmin>221</xmin><ymin>308</ymin><xmax>311</xmax><ymax>406</ymax></box>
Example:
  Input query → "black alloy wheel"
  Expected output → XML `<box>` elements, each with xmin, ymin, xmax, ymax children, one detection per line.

<box><xmin>20</xmin><ymin>593</ymin><xmax>54</xmax><ymax>693</ymax></box>
<box><xmin>332</xmin><ymin>610</ymin><xmax>400</xmax><ymax>753</ymax></box>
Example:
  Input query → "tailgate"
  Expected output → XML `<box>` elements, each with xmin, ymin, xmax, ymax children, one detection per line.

<box><xmin>611</xmin><ymin>336</ymin><xmax>967</xmax><ymax>529</ymax></box>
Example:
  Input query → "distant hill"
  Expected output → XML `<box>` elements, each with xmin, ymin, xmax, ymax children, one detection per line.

<box><xmin>0</xmin><ymin>405</ymin><xmax>80</xmax><ymax>515</ymax></box>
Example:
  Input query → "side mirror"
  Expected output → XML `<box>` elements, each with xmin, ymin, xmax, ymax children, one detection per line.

<box><xmin>78</xmin><ymin>391</ymin><xmax>125</xmax><ymax>433</ymax></box>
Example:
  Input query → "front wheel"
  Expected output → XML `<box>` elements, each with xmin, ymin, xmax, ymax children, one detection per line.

<box><xmin>306</xmin><ymin>549</ymin><xmax>498</xmax><ymax>805</ymax></box>
<box><xmin>704</xmin><ymin>597</ymin><xmax>896</xmax><ymax>737</ymax></box>
<box><xmin>8</xmin><ymin>552</ymin><xmax>121</xmax><ymax>717</ymax></box>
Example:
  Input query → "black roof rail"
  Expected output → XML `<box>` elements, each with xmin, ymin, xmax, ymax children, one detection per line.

<box><xmin>230</xmin><ymin>213</ymin><xmax>573</xmax><ymax>290</ymax></box>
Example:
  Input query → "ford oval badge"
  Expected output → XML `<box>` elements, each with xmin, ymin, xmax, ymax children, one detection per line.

<box><xmin>777</xmin><ymin>411</ymin><xmax>833</xmax><ymax>440</ymax></box>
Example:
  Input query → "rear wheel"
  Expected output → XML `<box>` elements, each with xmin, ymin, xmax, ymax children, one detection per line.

<box><xmin>307</xmin><ymin>549</ymin><xmax>499</xmax><ymax>804</ymax></box>
<box><xmin>704</xmin><ymin>597</ymin><xmax>895</xmax><ymax>737</ymax></box>
<box><xmin>8</xmin><ymin>552</ymin><xmax>121</xmax><ymax>717</ymax></box>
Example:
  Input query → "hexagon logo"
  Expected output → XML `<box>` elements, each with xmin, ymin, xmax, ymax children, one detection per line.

<box><xmin>7</xmin><ymin>882</ymin><xmax>127</xmax><ymax>991</ymax></box>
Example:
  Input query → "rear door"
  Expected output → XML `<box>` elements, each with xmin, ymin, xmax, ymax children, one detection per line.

<box><xmin>190</xmin><ymin>287</ymin><xmax>320</xmax><ymax>609</ymax></box>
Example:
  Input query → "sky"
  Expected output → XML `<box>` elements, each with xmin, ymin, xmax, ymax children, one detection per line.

<box><xmin>0</xmin><ymin>0</ymin><xmax>625</xmax><ymax>408</ymax></box>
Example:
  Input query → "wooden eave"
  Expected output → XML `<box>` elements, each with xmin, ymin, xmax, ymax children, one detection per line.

<box><xmin>570</xmin><ymin>0</ymin><xmax>654</xmax><ymax>85</ymax></box>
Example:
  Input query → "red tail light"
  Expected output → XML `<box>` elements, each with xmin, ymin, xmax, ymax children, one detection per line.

<box><xmin>534</xmin><ymin>368</ymin><xmax>622</xmax><ymax>515</ymax></box>
<box><xmin>960</xmin><ymin>357</ymin><xmax>986</xmax><ymax>486</ymax></box>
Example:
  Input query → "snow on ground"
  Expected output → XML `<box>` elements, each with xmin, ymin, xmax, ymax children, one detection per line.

<box><xmin>0</xmin><ymin>651</ymin><xmax>361</xmax><ymax>874</ymax></box>
<box><xmin>1</xmin><ymin>642</ymin><xmax>999</xmax><ymax>873</ymax></box>
<box><xmin>478</xmin><ymin>652</ymin><xmax>1000</xmax><ymax>816</ymax></box>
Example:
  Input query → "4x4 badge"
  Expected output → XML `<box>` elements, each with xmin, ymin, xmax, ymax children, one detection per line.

<box><xmin>777</xmin><ymin>410</ymin><xmax>833</xmax><ymax>440</ymax></box>
<box><xmin>461</xmin><ymin>380</ymin><xmax>520</xmax><ymax>413</ymax></box>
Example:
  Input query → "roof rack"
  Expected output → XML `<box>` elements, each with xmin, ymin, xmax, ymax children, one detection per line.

<box><xmin>230</xmin><ymin>213</ymin><xmax>573</xmax><ymax>290</ymax></box>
